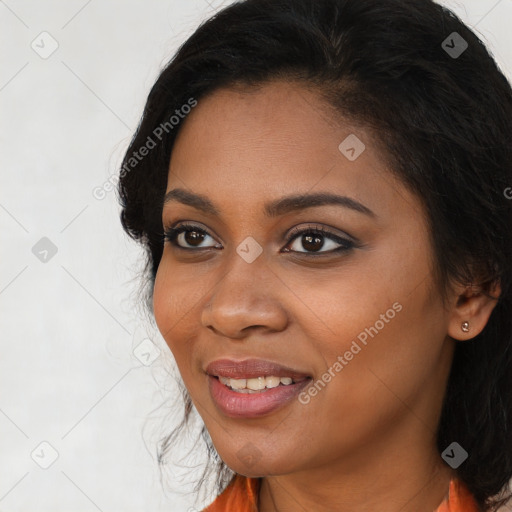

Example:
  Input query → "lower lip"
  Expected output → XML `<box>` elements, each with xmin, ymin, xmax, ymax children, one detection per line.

<box><xmin>208</xmin><ymin>375</ymin><xmax>311</xmax><ymax>419</ymax></box>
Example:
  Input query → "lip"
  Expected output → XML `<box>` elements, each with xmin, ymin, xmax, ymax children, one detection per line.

<box><xmin>205</xmin><ymin>358</ymin><xmax>312</xmax><ymax>419</ymax></box>
<box><xmin>205</xmin><ymin>358</ymin><xmax>311</xmax><ymax>380</ymax></box>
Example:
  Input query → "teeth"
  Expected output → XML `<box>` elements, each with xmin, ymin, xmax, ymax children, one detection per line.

<box><xmin>218</xmin><ymin>375</ymin><xmax>297</xmax><ymax>392</ymax></box>
<box><xmin>265</xmin><ymin>376</ymin><xmax>281</xmax><ymax>388</ymax></box>
<box><xmin>246</xmin><ymin>377</ymin><xmax>266</xmax><ymax>390</ymax></box>
<box><xmin>230</xmin><ymin>378</ymin><xmax>247</xmax><ymax>390</ymax></box>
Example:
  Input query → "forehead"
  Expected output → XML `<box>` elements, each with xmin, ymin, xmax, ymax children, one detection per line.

<box><xmin>173</xmin><ymin>80</ymin><xmax>345</xmax><ymax>161</ymax></box>
<box><xmin>166</xmin><ymin>80</ymin><xmax>416</xmax><ymax>223</ymax></box>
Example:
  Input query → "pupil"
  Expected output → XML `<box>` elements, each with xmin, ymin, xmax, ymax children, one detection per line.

<box><xmin>303</xmin><ymin>234</ymin><xmax>323</xmax><ymax>252</ymax></box>
<box><xmin>185</xmin><ymin>230</ymin><xmax>205</xmax><ymax>246</ymax></box>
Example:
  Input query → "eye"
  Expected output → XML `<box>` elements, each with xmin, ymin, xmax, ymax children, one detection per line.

<box><xmin>283</xmin><ymin>224</ymin><xmax>355</xmax><ymax>255</ymax></box>
<box><xmin>163</xmin><ymin>223</ymin><xmax>221</xmax><ymax>250</ymax></box>
<box><xmin>163</xmin><ymin>222</ymin><xmax>356</xmax><ymax>255</ymax></box>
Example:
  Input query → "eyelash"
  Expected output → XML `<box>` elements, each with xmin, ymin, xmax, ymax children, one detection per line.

<box><xmin>163</xmin><ymin>222</ymin><xmax>355</xmax><ymax>256</ymax></box>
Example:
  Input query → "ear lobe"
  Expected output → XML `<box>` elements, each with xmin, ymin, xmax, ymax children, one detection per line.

<box><xmin>447</xmin><ymin>280</ymin><xmax>501</xmax><ymax>341</ymax></box>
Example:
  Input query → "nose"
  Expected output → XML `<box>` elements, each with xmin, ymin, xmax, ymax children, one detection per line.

<box><xmin>200</xmin><ymin>253</ymin><xmax>289</xmax><ymax>339</ymax></box>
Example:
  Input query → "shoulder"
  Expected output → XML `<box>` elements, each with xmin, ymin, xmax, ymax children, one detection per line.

<box><xmin>435</xmin><ymin>479</ymin><xmax>481</xmax><ymax>512</ymax></box>
<box><xmin>202</xmin><ymin>474</ymin><xmax>261</xmax><ymax>512</ymax></box>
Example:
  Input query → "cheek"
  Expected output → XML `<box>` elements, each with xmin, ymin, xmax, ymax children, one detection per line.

<box><xmin>153</xmin><ymin>262</ymin><xmax>195</xmax><ymax>357</ymax></box>
<box><xmin>321</xmin><ymin>286</ymin><xmax>446</xmax><ymax>422</ymax></box>
<box><xmin>152</xmin><ymin>265</ymin><xmax>176</xmax><ymax>348</ymax></box>
<box><xmin>304</xmin><ymin>252</ymin><xmax>444</xmax><ymax>422</ymax></box>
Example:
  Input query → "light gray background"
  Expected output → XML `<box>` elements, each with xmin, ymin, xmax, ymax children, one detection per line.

<box><xmin>1</xmin><ymin>1</ymin><xmax>511</xmax><ymax>511</ymax></box>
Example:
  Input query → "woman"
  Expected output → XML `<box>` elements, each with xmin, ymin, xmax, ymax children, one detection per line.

<box><xmin>117</xmin><ymin>0</ymin><xmax>512</xmax><ymax>510</ymax></box>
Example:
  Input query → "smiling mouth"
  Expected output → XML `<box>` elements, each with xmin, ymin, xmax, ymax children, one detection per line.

<box><xmin>215</xmin><ymin>375</ymin><xmax>309</xmax><ymax>393</ymax></box>
<box><xmin>205</xmin><ymin>358</ymin><xmax>313</xmax><ymax>417</ymax></box>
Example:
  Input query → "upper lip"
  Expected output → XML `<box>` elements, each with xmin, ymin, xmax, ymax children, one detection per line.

<box><xmin>206</xmin><ymin>358</ymin><xmax>311</xmax><ymax>380</ymax></box>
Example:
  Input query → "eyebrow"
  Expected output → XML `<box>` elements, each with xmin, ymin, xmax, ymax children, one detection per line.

<box><xmin>163</xmin><ymin>188</ymin><xmax>376</xmax><ymax>218</ymax></box>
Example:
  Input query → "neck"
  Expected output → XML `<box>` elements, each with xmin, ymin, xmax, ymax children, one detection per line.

<box><xmin>257</xmin><ymin>438</ymin><xmax>456</xmax><ymax>512</ymax></box>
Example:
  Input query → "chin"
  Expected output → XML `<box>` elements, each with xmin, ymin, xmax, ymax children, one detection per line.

<box><xmin>214</xmin><ymin>441</ymin><xmax>301</xmax><ymax>478</ymax></box>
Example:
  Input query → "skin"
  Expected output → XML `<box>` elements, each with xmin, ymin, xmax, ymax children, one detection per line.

<box><xmin>152</xmin><ymin>80</ymin><xmax>500</xmax><ymax>512</ymax></box>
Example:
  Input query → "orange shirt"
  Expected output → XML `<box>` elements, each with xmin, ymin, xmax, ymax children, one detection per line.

<box><xmin>202</xmin><ymin>474</ymin><xmax>480</xmax><ymax>512</ymax></box>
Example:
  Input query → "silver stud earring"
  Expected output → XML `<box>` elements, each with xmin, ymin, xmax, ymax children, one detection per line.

<box><xmin>461</xmin><ymin>321</ymin><xmax>470</xmax><ymax>333</ymax></box>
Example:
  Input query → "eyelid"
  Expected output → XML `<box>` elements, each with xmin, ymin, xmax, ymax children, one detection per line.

<box><xmin>164</xmin><ymin>220</ymin><xmax>358</xmax><ymax>255</ymax></box>
<box><xmin>164</xmin><ymin>220</ymin><xmax>219</xmax><ymax>239</ymax></box>
<box><xmin>285</xmin><ymin>223</ymin><xmax>356</xmax><ymax>245</ymax></box>
<box><xmin>282</xmin><ymin>224</ymin><xmax>356</xmax><ymax>255</ymax></box>
<box><xmin>163</xmin><ymin>221</ymin><xmax>221</xmax><ymax>249</ymax></box>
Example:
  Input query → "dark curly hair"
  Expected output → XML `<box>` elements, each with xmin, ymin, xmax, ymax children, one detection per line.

<box><xmin>117</xmin><ymin>0</ymin><xmax>512</xmax><ymax>509</ymax></box>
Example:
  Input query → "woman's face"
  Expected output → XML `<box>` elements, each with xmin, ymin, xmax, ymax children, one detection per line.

<box><xmin>153</xmin><ymin>80</ymin><xmax>457</xmax><ymax>479</ymax></box>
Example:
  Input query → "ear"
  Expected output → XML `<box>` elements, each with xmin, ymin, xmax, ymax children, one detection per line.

<box><xmin>447</xmin><ymin>279</ymin><xmax>501</xmax><ymax>341</ymax></box>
